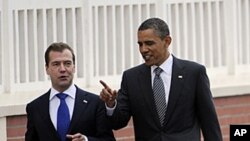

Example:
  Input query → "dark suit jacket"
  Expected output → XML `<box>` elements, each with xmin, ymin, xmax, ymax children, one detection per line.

<box><xmin>25</xmin><ymin>85</ymin><xmax>115</xmax><ymax>141</ymax></box>
<box><xmin>109</xmin><ymin>56</ymin><xmax>222</xmax><ymax>141</ymax></box>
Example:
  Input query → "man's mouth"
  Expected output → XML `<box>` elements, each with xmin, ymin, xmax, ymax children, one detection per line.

<box><xmin>143</xmin><ymin>55</ymin><xmax>151</xmax><ymax>61</ymax></box>
<box><xmin>59</xmin><ymin>76</ymin><xmax>68</xmax><ymax>80</ymax></box>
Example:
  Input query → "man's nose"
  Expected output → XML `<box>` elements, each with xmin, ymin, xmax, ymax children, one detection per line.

<box><xmin>59</xmin><ymin>64</ymin><xmax>66</xmax><ymax>71</ymax></box>
<box><xmin>140</xmin><ymin>45</ymin><xmax>149</xmax><ymax>53</ymax></box>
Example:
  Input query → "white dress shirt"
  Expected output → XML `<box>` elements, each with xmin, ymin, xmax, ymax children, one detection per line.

<box><xmin>151</xmin><ymin>55</ymin><xmax>173</xmax><ymax>107</ymax></box>
<box><xmin>49</xmin><ymin>84</ymin><xmax>76</xmax><ymax>129</ymax></box>
<box><xmin>49</xmin><ymin>84</ymin><xmax>88</xmax><ymax>141</ymax></box>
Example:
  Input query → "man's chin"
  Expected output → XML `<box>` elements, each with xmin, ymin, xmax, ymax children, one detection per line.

<box><xmin>59</xmin><ymin>82</ymin><xmax>71</xmax><ymax>87</ymax></box>
<box><xmin>144</xmin><ymin>61</ymin><xmax>154</xmax><ymax>66</ymax></box>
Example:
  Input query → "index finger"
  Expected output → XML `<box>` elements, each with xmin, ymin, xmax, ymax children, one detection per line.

<box><xmin>99</xmin><ymin>80</ymin><xmax>108</xmax><ymax>89</ymax></box>
<box><xmin>66</xmin><ymin>134</ymin><xmax>73</xmax><ymax>139</ymax></box>
<box><xmin>66</xmin><ymin>133</ymin><xmax>82</xmax><ymax>139</ymax></box>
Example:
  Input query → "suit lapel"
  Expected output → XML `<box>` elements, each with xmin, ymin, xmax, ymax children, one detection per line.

<box><xmin>138</xmin><ymin>64</ymin><xmax>162</xmax><ymax>127</ymax></box>
<box><xmin>165</xmin><ymin>57</ymin><xmax>185</xmax><ymax>124</ymax></box>
<box><xmin>37</xmin><ymin>92</ymin><xmax>59</xmax><ymax>138</ymax></box>
<box><xmin>68</xmin><ymin>88</ymin><xmax>88</xmax><ymax>132</ymax></box>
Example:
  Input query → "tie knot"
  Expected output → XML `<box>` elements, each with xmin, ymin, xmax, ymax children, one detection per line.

<box><xmin>154</xmin><ymin>67</ymin><xmax>163</xmax><ymax>76</ymax></box>
<box><xmin>56</xmin><ymin>93</ymin><xmax>68</xmax><ymax>100</ymax></box>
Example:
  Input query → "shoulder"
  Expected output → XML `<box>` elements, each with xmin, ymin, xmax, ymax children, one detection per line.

<box><xmin>75</xmin><ymin>86</ymin><xmax>101</xmax><ymax>101</ymax></box>
<box><xmin>27</xmin><ymin>91</ymin><xmax>50</xmax><ymax>106</ymax></box>
<box><xmin>124</xmin><ymin>63</ymin><xmax>150</xmax><ymax>74</ymax></box>
<box><xmin>26</xmin><ymin>91</ymin><xmax>50</xmax><ymax>112</ymax></box>
<box><xmin>75</xmin><ymin>86</ymin><xmax>105</xmax><ymax>108</ymax></box>
<box><xmin>173</xmin><ymin>56</ymin><xmax>205</xmax><ymax>70</ymax></box>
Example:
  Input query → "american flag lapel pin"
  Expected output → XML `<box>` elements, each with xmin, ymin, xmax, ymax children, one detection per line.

<box><xmin>178</xmin><ymin>75</ymin><xmax>183</xmax><ymax>79</ymax></box>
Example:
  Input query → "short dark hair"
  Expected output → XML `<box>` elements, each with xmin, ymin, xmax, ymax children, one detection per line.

<box><xmin>45</xmin><ymin>42</ymin><xmax>75</xmax><ymax>66</ymax></box>
<box><xmin>138</xmin><ymin>17</ymin><xmax>170</xmax><ymax>39</ymax></box>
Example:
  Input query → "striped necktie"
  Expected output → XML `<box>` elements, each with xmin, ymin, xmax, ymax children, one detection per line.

<box><xmin>153</xmin><ymin>67</ymin><xmax>167</xmax><ymax>126</ymax></box>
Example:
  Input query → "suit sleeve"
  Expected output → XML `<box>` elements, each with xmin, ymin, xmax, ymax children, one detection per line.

<box><xmin>25</xmin><ymin>103</ymin><xmax>39</xmax><ymax>141</ymax></box>
<box><xmin>87</xmin><ymin>99</ymin><xmax>116</xmax><ymax>141</ymax></box>
<box><xmin>195</xmin><ymin>66</ymin><xmax>222</xmax><ymax>141</ymax></box>
<box><xmin>108</xmin><ymin>71</ymin><xmax>132</xmax><ymax>130</ymax></box>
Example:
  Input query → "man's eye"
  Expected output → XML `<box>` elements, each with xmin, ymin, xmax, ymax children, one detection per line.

<box><xmin>52</xmin><ymin>63</ymin><xmax>59</xmax><ymax>66</ymax></box>
<box><xmin>65</xmin><ymin>62</ymin><xmax>72</xmax><ymax>66</ymax></box>
<box><xmin>146</xmin><ymin>42</ymin><xmax>154</xmax><ymax>46</ymax></box>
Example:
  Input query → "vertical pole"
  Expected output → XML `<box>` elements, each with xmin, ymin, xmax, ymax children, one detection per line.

<box><xmin>224</xmin><ymin>0</ymin><xmax>237</xmax><ymax>75</ymax></box>
<box><xmin>2</xmin><ymin>0</ymin><xmax>13</xmax><ymax>93</ymax></box>
<box><xmin>0</xmin><ymin>117</ymin><xmax>7</xmax><ymax>141</ymax></box>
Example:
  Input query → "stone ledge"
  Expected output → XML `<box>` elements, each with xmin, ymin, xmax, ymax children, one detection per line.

<box><xmin>0</xmin><ymin>77</ymin><xmax>250</xmax><ymax>117</ymax></box>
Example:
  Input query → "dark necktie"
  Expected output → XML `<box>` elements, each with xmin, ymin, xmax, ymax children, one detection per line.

<box><xmin>153</xmin><ymin>67</ymin><xmax>167</xmax><ymax>126</ymax></box>
<box><xmin>56</xmin><ymin>93</ymin><xmax>70</xmax><ymax>141</ymax></box>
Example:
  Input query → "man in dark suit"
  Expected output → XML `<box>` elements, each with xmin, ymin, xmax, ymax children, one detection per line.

<box><xmin>25</xmin><ymin>42</ymin><xmax>115</xmax><ymax>141</ymax></box>
<box><xmin>100</xmin><ymin>18</ymin><xmax>222</xmax><ymax>141</ymax></box>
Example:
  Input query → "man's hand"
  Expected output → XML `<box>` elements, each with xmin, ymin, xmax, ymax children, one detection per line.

<box><xmin>99</xmin><ymin>80</ymin><xmax>118</xmax><ymax>108</ymax></box>
<box><xmin>67</xmin><ymin>133</ymin><xmax>86</xmax><ymax>141</ymax></box>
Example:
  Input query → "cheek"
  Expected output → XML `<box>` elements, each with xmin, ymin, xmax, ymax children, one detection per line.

<box><xmin>158</xmin><ymin>46</ymin><xmax>167</xmax><ymax>55</ymax></box>
<box><xmin>151</xmin><ymin>48</ymin><xmax>160</xmax><ymax>57</ymax></box>
<box><xmin>139</xmin><ymin>47</ymin><xmax>144</xmax><ymax>54</ymax></box>
<box><xmin>46</xmin><ymin>67</ymin><xmax>49</xmax><ymax>75</ymax></box>
<box><xmin>47</xmin><ymin>69</ymin><xmax>57</xmax><ymax>76</ymax></box>
<box><xmin>68</xmin><ymin>67</ymin><xmax>75</xmax><ymax>74</ymax></box>
<box><xmin>152</xmin><ymin>49</ymin><xmax>165</xmax><ymax>60</ymax></box>
<box><xmin>46</xmin><ymin>68</ymin><xmax>51</xmax><ymax>75</ymax></box>
<box><xmin>72</xmin><ymin>66</ymin><xmax>76</xmax><ymax>73</ymax></box>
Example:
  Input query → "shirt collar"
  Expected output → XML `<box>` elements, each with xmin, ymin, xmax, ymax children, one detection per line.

<box><xmin>49</xmin><ymin>84</ymin><xmax>76</xmax><ymax>100</ymax></box>
<box><xmin>151</xmin><ymin>54</ymin><xmax>173</xmax><ymax>75</ymax></box>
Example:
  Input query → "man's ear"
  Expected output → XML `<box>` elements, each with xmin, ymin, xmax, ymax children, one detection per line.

<box><xmin>45</xmin><ymin>65</ymin><xmax>49</xmax><ymax>75</ymax></box>
<box><xmin>165</xmin><ymin>35</ymin><xmax>172</xmax><ymax>45</ymax></box>
<box><xmin>73</xmin><ymin>64</ymin><xmax>76</xmax><ymax>73</ymax></box>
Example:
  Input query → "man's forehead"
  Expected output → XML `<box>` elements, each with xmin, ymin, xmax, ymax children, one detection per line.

<box><xmin>49</xmin><ymin>51</ymin><xmax>73</xmax><ymax>61</ymax></box>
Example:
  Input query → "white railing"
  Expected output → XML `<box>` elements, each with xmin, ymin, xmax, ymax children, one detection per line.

<box><xmin>86</xmin><ymin>0</ymin><xmax>250</xmax><ymax>92</ymax></box>
<box><xmin>0</xmin><ymin>0</ymin><xmax>88</xmax><ymax>93</ymax></box>
<box><xmin>0</xmin><ymin>0</ymin><xmax>250</xmax><ymax>96</ymax></box>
